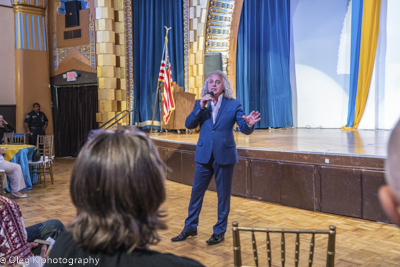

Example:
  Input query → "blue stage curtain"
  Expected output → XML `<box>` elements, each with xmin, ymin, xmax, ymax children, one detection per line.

<box><xmin>132</xmin><ymin>0</ymin><xmax>184</xmax><ymax>130</ymax></box>
<box><xmin>236</xmin><ymin>0</ymin><xmax>293</xmax><ymax>128</ymax></box>
<box><xmin>343</xmin><ymin>0</ymin><xmax>363</xmax><ymax>128</ymax></box>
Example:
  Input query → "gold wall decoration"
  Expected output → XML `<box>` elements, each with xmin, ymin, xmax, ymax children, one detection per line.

<box><xmin>95</xmin><ymin>0</ymin><xmax>127</xmax><ymax>125</ymax></box>
<box><xmin>183</xmin><ymin>0</ymin><xmax>189</xmax><ymax>92</ymax></box>
<box><xmin>13</xmin><ymin>2</ymin><xmax>46</xmax><ymax>51</ymax></box>
<box><xmin>187</xmin><ymin>0</ymin><xmax>209</xmax><ymax>99</ymax></box>
<box><xmin>205</xmin><ymin>0</ymin><xmax>243</xmax><ymax>94</ymax></box>
<box><xmin>12</xmin><ymin>0</ymin><xmax>54</xmax><ymax>135</ymax></box>
<box><xmin>124</xmin><ymin>0</ymin><xmax>134</xmax><ymax>117</ymax></box>
<box><xmin>52</xmin><ymin>8</ymin><xmax>96</xmax><ymax>72</ymax></box>
<box><xmin>205</xmin><ymin>0</ymin><xmax>235</xmax><ymax>76</ymax></box>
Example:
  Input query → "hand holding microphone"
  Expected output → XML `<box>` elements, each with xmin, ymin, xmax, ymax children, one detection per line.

<box><xmin>200</xmin><ymin>91</ymin><xmax>214</xmax><ymax>108</ymax></box>
<box><xmin>204</xmin><ymin>91</ymin><xmax>214</xmax><ymax>108</ymax></box>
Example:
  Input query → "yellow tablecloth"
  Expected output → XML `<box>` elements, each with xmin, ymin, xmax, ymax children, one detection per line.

<box><xmin>1</xmin><ymin>144</ymin><xmax>35</xmax><ymax>161</ymax></box>
<box><xmin>1</xmin><ymin>144</ymin><xmax>36</xmax><ymax>191</ymax></box>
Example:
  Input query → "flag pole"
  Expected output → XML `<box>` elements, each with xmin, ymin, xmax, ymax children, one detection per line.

<box><xmin>150</xmin><ymin>26</ymin><xmax>171</xmax><ymax>133</ymax></box>
<box><xmin>150</xmin><ymin>81</ymin><xmax>162</xmax><ymax>133</ymax></box>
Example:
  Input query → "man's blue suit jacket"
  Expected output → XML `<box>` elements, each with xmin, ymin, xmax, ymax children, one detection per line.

<box><xmin>185</xmin><ymin>98</ymin><xmax>254</xmax><ymax>165</ymax></box>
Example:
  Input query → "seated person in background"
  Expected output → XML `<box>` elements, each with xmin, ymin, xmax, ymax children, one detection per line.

<box><xmin>0</xmin><ymin>148</ymin><xmax>28</xmax><ymax>198</ymax></box>
<box><xmin>380</xmin><ymin>119</ymin><xmax>400</xmax><ymax>226</ymax></box>
<box><xmin>45</xmin><ymin>127</ymin><xmax>204</xmax><ymax>267</ymax></box>
<box><xmin>0</xmin><ymin>195</ymin><xmax>65</xmax><ymax>267</ymax></box>
<box><xmin>0</xmin><ymin>115</ymin><xmax>14</xmax><ymax>144</ymax></box>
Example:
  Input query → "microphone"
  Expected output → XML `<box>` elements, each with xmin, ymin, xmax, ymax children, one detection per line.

<box><xmin>205</xmin><ymin>91</ymin><xmax>214</xmax><ymax>108</ymax></box>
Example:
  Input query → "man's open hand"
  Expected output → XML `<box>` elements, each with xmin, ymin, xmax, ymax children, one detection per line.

<box><xmin>242</xmin><ymin>111</ymin><xmax>261</xmax><ymax>126</ymax></box>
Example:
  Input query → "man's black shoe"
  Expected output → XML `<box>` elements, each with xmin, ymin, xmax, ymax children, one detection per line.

<box><xmin>206</xmin><ymin>233</ymin><xmax>224</xmax><ymax>245</ymax></box>
<box><xmin>171</xmin><ymin>230</ymin><xmax>198</xmax><ymax>242</ymax></box>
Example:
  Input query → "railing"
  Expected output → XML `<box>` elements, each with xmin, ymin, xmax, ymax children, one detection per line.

<box><xmin>98</xmin><ymin>109</ymin><xmax>140</xmax><ymax>130</ymax></box>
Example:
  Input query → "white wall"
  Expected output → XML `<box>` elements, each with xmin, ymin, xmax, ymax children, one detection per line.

<box><xmin>377</xmin><ymin>0</ymin><xmax>400</xmax><ymax>129</ymax></box>
<box><xmin>0</xmin><ymin>3</ymin><xmax>16</xmax><ymax>105</ymax></box>
<box><xmin>291</xmin><ymin>0</ymin><xmax>400</xmax><ymax>130</ymax></box>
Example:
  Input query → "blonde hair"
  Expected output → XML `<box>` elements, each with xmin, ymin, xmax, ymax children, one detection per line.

<box><xmin>200</xmin><ymin>70</ymin><xmax>235</xmax><ymax>99</ymax></box>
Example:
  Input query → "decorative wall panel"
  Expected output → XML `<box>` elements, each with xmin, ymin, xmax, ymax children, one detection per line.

<box><xmin>205</xmin><ymin>0</ymin><xmax>235</xmax><ymax>74</ymax></box>
<box><xmin>13</xmin><ymin>0</ymin><xmax>46</xmax><ymax>51</ymax></box>
<box><xmin>52</xmin><ymin>15</ymin><xmax>95</xmax><ymax>72</ymax></box>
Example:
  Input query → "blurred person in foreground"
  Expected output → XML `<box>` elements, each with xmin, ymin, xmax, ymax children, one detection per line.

<box><xmin>379</xmin><ymin>119</ymin><xmax>400</xmax><ymax>226</ymax></box>
<box><xmin>0</xmin><ymin>195</ymin><xmax>65</xmax><ymax>267</ymax></box>
<box><xmin>45</xmin><ymin>127</ymin><xmax>204</xmax><ymax>267</ymax></box>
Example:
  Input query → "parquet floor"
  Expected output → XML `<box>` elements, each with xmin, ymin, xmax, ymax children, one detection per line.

<box><xmin>10</xmin><ymin>158</ymin><xmax>400</xmax><ymax>266</ymax></box>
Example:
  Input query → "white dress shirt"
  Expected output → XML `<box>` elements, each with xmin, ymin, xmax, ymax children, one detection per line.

<box><xmin>211</xmin><ymin>94</ymin><xmax>224</xmax><ymax>124</ymax></box>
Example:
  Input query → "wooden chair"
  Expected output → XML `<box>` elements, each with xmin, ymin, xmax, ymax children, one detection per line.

<box><xmin>3</xmin><ymin>132</ymin><xmax>26</xmax><ymax>144</ymax></box>
<box><xmin>12</xmin><ymin>133</ymin><xmax>27</xmax><ymax>144</ymax></box>
<box><xmin>232</xmin><ymin>221</ymin><xmax>336</xmax><ymax>267</ymax></box>
<box><xmin>0</xmin><ymin>169</ymin><xmax>6</xmax><ymax>195</ymax></box>
<box><xmin>29</xmin><ymin>135</ymin><xmax>53</xmax><ymax>187</ymax></box>
<box><xmin>3</xmin><ymin>132</ymin><xmax>14</xmax><ymax>144</ymax></box>
<box><xmin>47</xmin><ymin>135</ymin><xmax>55</xmax><ymax>161</ymax></box>
<box><xmin>36</xmin><ymin>135</ymin><xmax>53</xmax><ymax>160</ymax></box>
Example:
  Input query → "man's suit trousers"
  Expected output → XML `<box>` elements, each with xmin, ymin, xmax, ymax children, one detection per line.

<box><xmin>184</xmin><ymin>154</ymin><xmax>235</xmax><ymax>235</ymax></box>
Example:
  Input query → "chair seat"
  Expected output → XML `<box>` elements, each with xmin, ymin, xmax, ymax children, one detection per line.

<box><xmin>30</xmin><ymin>134</ymin><xmax>54</xmax><ymax>188</ymax></box>
<box><xmin>28</xmin><ymin>158</ymin><xmax>51</xmax><ymax>165</ymax></box>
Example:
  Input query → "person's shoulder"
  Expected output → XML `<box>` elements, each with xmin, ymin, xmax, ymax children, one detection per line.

<box><xmin>225</xmin><ymin>98</ymin><xmax>241</xmax><ymax>105</ymax></box>
<box><xmin>52</xmin><ymin>231</ymin><xmax>73</xmax><ymax>245</ymax></box>
<box><xmin>160</xmin><ymin>253</ymin><xmax>205</xmax><ymax>267</ymax></box>
<box><xmin>48</xmin><ymin>231</ymin><xmax>75</xmax><ymax>255</ymax></box>
<box><xmin>130</xmin><ymin>249</ymin><xmax>205</xmax><ymax>267</ymax></box>
<box><xmin>45</xmin><ymin>231</ymin><xmax>82</xmax><ymax>266</ymax></box>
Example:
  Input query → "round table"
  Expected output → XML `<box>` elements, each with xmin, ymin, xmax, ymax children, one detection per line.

<box><xmin>0</xmin><ymin>144</ymin><xmax>36</xmax><ymax>191</ymax></box>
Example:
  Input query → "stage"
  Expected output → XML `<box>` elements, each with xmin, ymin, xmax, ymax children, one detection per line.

<box><xmin>150</xmin><ymin>128</ymin><xmax>391</xmax><ymax>223</ymax></box>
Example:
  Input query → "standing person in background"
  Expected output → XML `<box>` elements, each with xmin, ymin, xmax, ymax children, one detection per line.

<box><xmin>24</xmin><ymin>103</ymin><xmax>48</xmax><ymax>146</ymax></box>
<box><xmin>0</xmin><ymin>115</ymin><xmax>14</xmax><ymax>144</ymax></box>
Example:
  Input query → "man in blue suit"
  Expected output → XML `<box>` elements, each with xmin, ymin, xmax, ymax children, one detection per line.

<box><xmin>171</xmin><ymin>70</ymin><xmax>260</xmax><ymax>245</ymax></box>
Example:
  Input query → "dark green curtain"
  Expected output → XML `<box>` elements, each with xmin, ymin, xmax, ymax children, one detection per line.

<box><xmin>132</xmin><ymin>0</ymin><xmax>184</xmax><ymax>130</ymax></box>
<box><xmin>236</xmin><ymin>0</ymin><xmax>293</xmax><ymax>128</ymax></box>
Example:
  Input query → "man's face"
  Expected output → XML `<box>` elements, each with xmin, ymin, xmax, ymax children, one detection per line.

<box><xmin>34</xmin><ymin>105</ymin><xmax>40</xmax><ymax>113</ymax></box>
<box><xmin>207</xmin><ymin>74</ymin><xmax>224</xmax><ymax>99</ymax></box>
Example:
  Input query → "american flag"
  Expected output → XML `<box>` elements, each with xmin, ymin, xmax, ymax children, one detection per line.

<box><xmin>158</xmin><ymin>46</ymin><xmax>175</xmax><ymax>124</ymax></box>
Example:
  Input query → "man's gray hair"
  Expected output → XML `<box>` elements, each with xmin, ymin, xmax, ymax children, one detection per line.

<box><xmin>386</xmin><ymin>119</ymin><xmax>400</xmax><ymax>202</ymax></box>
<box><xmin>200</xmin><ymin>70</ymin><xmax>235</xmax><ymax>99</ymax></box>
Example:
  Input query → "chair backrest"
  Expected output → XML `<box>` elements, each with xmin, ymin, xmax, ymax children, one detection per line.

<box><xmin>232</xmin><ymin>221</ymin><xmax>336</xmax><ymax>267</ymax></box>
<box><xmin>36</xmin><ymin>135</ymin><xmax>53</xmax><ymax>158</ymax></box>
<box><xmin>0</xmin><ymin>169</ymin><xmax>6</xmax><ymax>196</ymax></box>
<box><xmin>3</xmin><ymin>132</ymin><xmax>14</xmax><ymax>144</ymax></box>
<box><xmin>12</xmin><ymin>133</ymin><xmax>26</xmax><ymax>144</ymax></box>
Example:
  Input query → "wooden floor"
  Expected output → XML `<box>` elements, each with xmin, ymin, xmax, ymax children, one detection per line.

<box><xmin>150</xmin><ymin>128</ymin><xmax>391</xmax><ymax>157</ymax></box>
<box><xmin>10</xmin><ymin>158</ymin><xmax>400</xmax><ymax>267</ymax></box>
